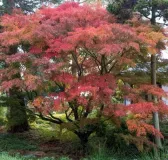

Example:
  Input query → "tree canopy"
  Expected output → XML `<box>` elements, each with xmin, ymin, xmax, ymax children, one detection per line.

<box><xmin>0</xmin><ymin>2</ymin><xmax>167</xmax><ymax>150</ymax></box>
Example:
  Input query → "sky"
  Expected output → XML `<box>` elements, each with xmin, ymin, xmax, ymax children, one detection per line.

<box><xmin>162</xmin><ymin>49</ymin><xmax>168</xmax><ymax>59</ymax></box>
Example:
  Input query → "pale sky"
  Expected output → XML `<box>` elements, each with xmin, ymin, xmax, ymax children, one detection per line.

<box><xmin>162</xmin><ymin>48</ymin><xmax>168</xmax><ymax>59</ymax></box>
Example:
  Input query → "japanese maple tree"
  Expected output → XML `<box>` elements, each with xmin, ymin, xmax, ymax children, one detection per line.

<box><xmin>0</xmin><ymin>2</ymin><xmax>167</xmax><ymax>150</ymax></box>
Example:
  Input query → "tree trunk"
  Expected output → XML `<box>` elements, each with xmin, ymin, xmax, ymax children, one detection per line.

<box><xmin>7</xmin><ymin>105</ymin><xmax>29</xmax><ymax>133</ymax></box>
<box><xmin>150</xmin><ymin>4</ymin><xmax>162</xmax><ymax>149</ymax></box>
<box><xmin>151</xmin><ymin>55</ymin><xmax>162</xmax><ymax>148</ymax></box>
<box><xmin>7</xmin><ymin>90</ymin><xmax>29</xmax><ymax>133</ymax></box>
<box><xmin>75</xmin><ymin>131</ymin><xmax>91</xmax><ymax>155</ymax></box>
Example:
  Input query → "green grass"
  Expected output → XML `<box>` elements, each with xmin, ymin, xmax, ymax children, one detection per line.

<box><xmin>0</xmin><ymin>153</ymin><xmax>71</xmax><ymax>160</ymax></box>
<box><xmin>31</xmin><ymin>118</ymin><xmax>78</xmax><ymax>142</ymax></box>
<box><xmin>0</xmin><ymin>133</ymin><xmax>37</xmax><ymax>151</ymax></box>
<box><xmin>0</xmin><ymin>134</ymin><xmax>168</xmax><ymax>160</ymax></box>
<box><xmin>82</xmin><ymin>149</ymin><xmax>168</xmax><ymax>160</ymax></box>
<box><xmin>0</xmin><ymin>153</ymin><xmax>24</xmax><ymax>160</ymax></box>
<box><xmin>1</xmin><ymin>152</ymin><xmax>168</xmax><ymax>160</ymax></box>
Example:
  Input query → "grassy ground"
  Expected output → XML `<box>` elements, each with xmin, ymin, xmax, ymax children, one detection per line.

<box><xmin>0</xmin><ymin>129</ymin><xmax>168</xmax><ymax>160</ymax></box>
<box><xmin>0</xmin><ymin>149</ymin><xmax>168</xmax><ymax>160</ymax></box>
<box><xmin>0</xmin><ymin>109</ymin><xmax>168</xmax><ymax>160</ymax></box>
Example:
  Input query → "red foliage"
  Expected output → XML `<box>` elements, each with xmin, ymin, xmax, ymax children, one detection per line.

<box><xmin>127</xmin><ymin>119</ymin><xmax>163</xmax><ymax>138</ymax></box>
<box><xmin>127</xmin><ymin>102</ymin><xmax>158</xmax><ymax>115</ymax></box>
<box><xmin>0</xmin><ymin>2</ymin><xmax>167</xmax><ymax>149</ymax></box>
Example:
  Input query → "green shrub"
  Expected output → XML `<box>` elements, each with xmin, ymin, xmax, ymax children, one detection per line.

<box><xmin>94</xmin><ymin>119</ymin><xmax>139</xmax><ymax>157</ymax></box>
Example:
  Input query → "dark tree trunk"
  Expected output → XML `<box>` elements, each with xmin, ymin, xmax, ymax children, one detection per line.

<box><xmin>7</xmin><ymin>105</ymin><xmax>29</xmax><ymax>133</ymax></box>
<box><xmin>75</xmin><ymin>131</ymin><xmax>92</xmax><ymax>154</ymax></box>
<box><xmin>7</xmin><ymin>90</ymin><xmax>29</xmax><ymax>133</ymax></box>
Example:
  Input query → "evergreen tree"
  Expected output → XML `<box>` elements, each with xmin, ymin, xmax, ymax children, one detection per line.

<box><xmin>1</xmin><ymin>0</ymin><xmax>61</xmax><ymax>14</ymax></box>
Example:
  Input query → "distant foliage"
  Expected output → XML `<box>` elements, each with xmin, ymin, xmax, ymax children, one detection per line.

<box><xmin>107</xmin><ymin>0</ymin><xmax>168</xmax><ymax>23</ymax></box>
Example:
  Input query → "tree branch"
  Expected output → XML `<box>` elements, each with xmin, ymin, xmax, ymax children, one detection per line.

<box><xmin>35</xmin><ymin>113</ymin><xmax>63</xmax><ymax>124</ymax></box>
<box><xmin>71</xmin><ymin>52</ymin><xmax>83</xmax><ymax>77</ymax></box>
<box><xmin>65</xmin><ymin>109</ymin><xmax>73</xmax><ymax>122</ymax></box>
<box><xmin>48</xmin><ymin>112</ymin><xmax>63</xmax><ymax>124</ymax></box>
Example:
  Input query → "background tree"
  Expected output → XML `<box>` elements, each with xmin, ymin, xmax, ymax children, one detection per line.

<box><xmin>0</xmin><ymin>0</ymin><xmax>60</xmax><ymax>132</ymax></box>
<box><xmin>0</xmin><ymin>0</ymin><xmax>61</xmax><ymax>15</ymax></box>
<box><xmin>0</xmin><ymin>0</ymin><xmax>62</xmax><ymax>133</ymax></box>
<box><xmin>107</xmin><ymin>0</ymin><xmax>168</xmax><ymax>149</ymax></box>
